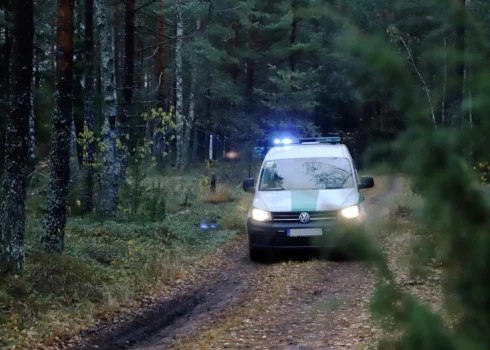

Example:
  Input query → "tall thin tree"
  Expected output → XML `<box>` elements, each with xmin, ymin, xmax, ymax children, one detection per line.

<box><xmin>0</xmin><ymin>0</ymin><xmax>34</xmax><ymax>273</ymax></box>
<box><xmin>154</xmin><ymin>0</ymin><xmax>166</xmax><ymax>172</ymax></box>
<box><xmin>95</xmin><ymin>0</ymin><xmax>120</xmax><ymax>217</ymax></box>
<box><xmin>82</xmin><ymin>0</ymin><xmax>95</xmax><ymax>214</ymax></box>
<box><xmin>181</xmin><ymin>19</ymin><xmax>200</xmax><ymax>168</ymax></box>
<box><xmin>40</xmin><ymin>0</ymin><xmax>75</xmax><ymax>253</ymax></box>
<box><xmin>175</xmin><ymin>0</ymin><xmax>184</xmax><ymax>168</ymax></box>
<box><xmin>120</xmin><ymin>0</ymin><xmax>135</xmax><ymax>171</ymax></box>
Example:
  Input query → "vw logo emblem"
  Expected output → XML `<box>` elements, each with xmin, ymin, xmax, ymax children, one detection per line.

<box><xmin>298</xmin><ymin>212</ymin><xmax>310</xmax><ymax>223</ymax></box>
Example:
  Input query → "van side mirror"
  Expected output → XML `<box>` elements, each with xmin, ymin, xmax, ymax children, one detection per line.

<box><xmin>359</xmin><ymin>176</ymin><xmax>374</xmax><ymax>189</ymax></box>
<box><xmin>243</xmin><ymin>178</ymin><xmax>255</xmax><ymax>193</ymax></box>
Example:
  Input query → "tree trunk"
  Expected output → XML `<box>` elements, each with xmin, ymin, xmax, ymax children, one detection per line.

<box><xmin>82</xmin><ymin>0</ymin><xmax>95</xmax><ymax>214</ymax></box>
<box><xmin>113</xmin><ymin>2</ymin><xmax>121</xmax><ymax>90</ymax></box>
<box><xmin>225</xmin><ymin>18</ymin><xmax>239</xmax><ymax>84</ymax></box>
<box><xmin>0</xmin><ymin>0</ymin><xmax>34</xmax><ymax>273</ymax></box>
<box><xmin>96</xmin><ymin>38</ymin><xmax>102</xmax><ymax>95</ymax></box>
<box><xmin>95</xmin><ymin>0</ymin><xmax>120</xmax><ymax>217</ymax></box>
<box><xmin>245</xmin><ymin>58</ymin><xmax>254</xmax><ymax>110</ymax></box>
<box><xmin>442</xmin><ymin>37</ymin><xmax>447</xmax><ymax>126</ymax></box>
<box><xmin>452</xmin><ymin>0</ymin><xmax>466</xmax><ymax>127</ymax></box>
<box><xmin>463</xmin><ymin>0</ymin><xmax>472</xmax><ymax>127</ymax></box>
<box><xmin>4</xmin><ymin>5</ymin><xmax>10</xmax><ymax>103</ymax></box>
<box><xmin>153</xmin><ymin>0</ymin><xmax>166</xmax><ymax>172</ymax></box>
<box><xmin>181</xmin><ymin>19</ymin><xmax>200</xmax><ymax>169</ymax></box>
<box><xmin>40</xmin><ymin>0</ymin><xmax>75</xmax><ymax>254</ymax></box>
<box><xmin>191</xmin><ymin>120</ymin><xmax>198</xmax><ymax>165</ymax></box>
<box><xmin>290</xmin><ymin>0</ymin><xmax>297</xmax><ymax>71</ymax></box>
<box><xmin>156</xmin><ymin>0</ymin><xmax>165</xmax><ymax>107</ymax></box>
<box><xmin>50</xmin><ymin>16</ymin><xmax>56</xmax><ymax>91</ymax></box>
<box><xmin>245</xmin><ymin>13</ymin><xmax>257</xmax><ymax>112</ymax></box>
<box><xmin>175</xmin><ymin>2</ymin><xmax>184</xmax><ymax>168</ymax></box>
<box><xmin>70</xmin><ymin>119</ymin><xmax>79</xmax><ymax>181</ymax></box>
<box><xmin>28</xmin><ymin>84</ymin><xmax>36</xmax><ymax>161</ymax></box>
<box><xmin>182</xmin><ymin>65</ymin><xmax>196</xmax><ymax>168</ymax></box>
<box><xmin>121</xmin><ymin>0</ymin><xmax>135</xmax><ymax>169</ymax></box>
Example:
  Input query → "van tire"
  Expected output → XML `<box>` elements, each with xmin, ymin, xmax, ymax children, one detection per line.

<box><xmin>249</xmin><ymin>247</ymin><xmax>262</xmax><ymax>262</ymax></box>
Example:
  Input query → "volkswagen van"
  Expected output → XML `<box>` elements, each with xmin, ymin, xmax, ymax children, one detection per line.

<box><xmin>242</xmin><ymin>136</ymin><xmax>374</xmax><ymax>261</ymax></box>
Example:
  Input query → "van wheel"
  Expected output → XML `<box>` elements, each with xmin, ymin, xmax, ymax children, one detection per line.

<box><xmin>249</xmin><ymin>247</ymin><xmax>262</xmax><ymax>262</ymax></box>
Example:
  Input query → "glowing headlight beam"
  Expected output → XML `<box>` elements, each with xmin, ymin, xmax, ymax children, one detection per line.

<box><xmin>340</xmin><ymin>205</ymin><xmax>359</xmax><ymax>219</ymax></box>
<box><xmin>252</xmin><ymin>208</ymin><xmax>272</xmax><ymax>222</ymax></box>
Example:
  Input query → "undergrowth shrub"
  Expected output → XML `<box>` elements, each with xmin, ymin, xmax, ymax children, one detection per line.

<box><xmin>1</xmin><ymin>251</ymin><xmax>110</xmax><ymax>306</ymax></box>
<box><xmin>200</xmin><ymin>185</ymin><xmax>232</xmax><ymax>204</ymax></box>
<box><xmin>119</xmin><ymin>163</ymin><xmax>148</xmax><ymax>218</ymax></box>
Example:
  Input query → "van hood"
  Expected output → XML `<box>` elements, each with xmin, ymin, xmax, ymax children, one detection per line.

<box><xmin>253</xmin><ymin>188</ymin><xmax>360</xmax><ymax>212</ymax></box>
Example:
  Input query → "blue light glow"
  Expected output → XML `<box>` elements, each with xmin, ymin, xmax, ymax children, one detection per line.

<box><xmin>282</xmin><ymin>138</ymin><xmax>292</xmax><ymax>145</ymax></box>
<box><xmin>274</xmin><ymin>139</ymin><xmax>281</xmax><ymax>144</ymax></box>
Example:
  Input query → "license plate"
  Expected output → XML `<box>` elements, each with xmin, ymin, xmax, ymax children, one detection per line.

<box><xmin>287</xmin><ymin>228</ymin><xmax>323</xmax><ymax>237</ymax></box>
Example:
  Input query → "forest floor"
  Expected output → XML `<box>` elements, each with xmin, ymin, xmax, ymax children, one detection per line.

<box><xmin>63</xmin><ymin>175</ymin><xmax>417</xmax><ymax>350</ymax></box>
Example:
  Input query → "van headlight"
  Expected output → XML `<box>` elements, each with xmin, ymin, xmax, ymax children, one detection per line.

<box><xmin>251</xmin><ymin>208</ymin><xmax>272</xmax><ymax>222</ymax></box>
<box><xmin>340</xmin><ymin>205</ymin><xmax>359</xmax><ymax>219</ymax></box>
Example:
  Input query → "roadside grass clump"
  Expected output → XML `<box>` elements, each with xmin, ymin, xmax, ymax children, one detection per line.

<box><xmin>200</xmin><ymin>185</ymin><xmax>232</xmax><ymax>204</ymax></box>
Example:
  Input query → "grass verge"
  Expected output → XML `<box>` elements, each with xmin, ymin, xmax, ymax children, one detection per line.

<box><xmin>0</xmin><ymin>171</ymin><xmax>252</xmax><ymax>349</ymax></box>
<box><xmin>364</xmin><ymin>177</ymin><xmax>447</xmax><ymax>348</ymax></box>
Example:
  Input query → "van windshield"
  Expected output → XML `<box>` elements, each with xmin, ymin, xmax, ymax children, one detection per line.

<box><xmin>258</xmin><ymin>157</ymin><xmax>355</xmax><ymax>191</ymax></box>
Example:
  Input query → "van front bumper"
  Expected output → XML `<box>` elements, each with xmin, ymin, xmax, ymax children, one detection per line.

<box><xmin>247</xmin><ymin>218</ymin><xmax>364</xmax><ymax>249</ymax></box>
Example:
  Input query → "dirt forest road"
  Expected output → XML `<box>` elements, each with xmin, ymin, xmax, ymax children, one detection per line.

<box><xmin>72</xmin><ymin>176</ymin><xmax>401</xmax><ymax>350</ymax></box>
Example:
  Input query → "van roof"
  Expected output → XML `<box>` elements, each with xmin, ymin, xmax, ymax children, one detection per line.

<box><xmin>264</xmin><ymin>143</ymin><xmax>352</xmax><ymax>161</ymax></box>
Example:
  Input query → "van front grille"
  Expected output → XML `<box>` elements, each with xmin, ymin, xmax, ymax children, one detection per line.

<box><xmin>271</xmin><ymin>211</ymin><xmax>337</xmax><ymax>222</ymax></box>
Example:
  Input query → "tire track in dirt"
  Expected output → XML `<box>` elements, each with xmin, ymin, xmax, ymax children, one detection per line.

<box><xmin>73</xmin><ymin>176</ymin><xmax>401</xmax><ymax>350</ymax></box>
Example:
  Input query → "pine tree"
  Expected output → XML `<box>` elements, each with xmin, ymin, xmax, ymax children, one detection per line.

<box><xmin>0</xmin><ymin>0</ymin><xmax>34</xmax><ymax>272</ymax></box>
<box><xmin>82</xmin><ymin>0</ymin><xmax>96</xmax><ymax>214</ymax></box>
<box><xmin>40</xmin><ymin>0</ymin><xmax>75</xmax><ymax>253</ymax></box>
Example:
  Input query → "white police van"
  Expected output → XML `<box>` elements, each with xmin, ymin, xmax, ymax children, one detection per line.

<box><xmin>242</xmin><ymin>135</ymin><xmax>374</xmax><ymax>261</ymax></box>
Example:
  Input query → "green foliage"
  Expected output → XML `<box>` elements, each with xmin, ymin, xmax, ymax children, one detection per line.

<box><xmin>326</xmin><ymin>0</ymin><xmax>490</xmax><ymax>348</ymax></box>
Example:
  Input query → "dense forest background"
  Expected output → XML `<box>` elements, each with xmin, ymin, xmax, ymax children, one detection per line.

<box><xmin>3</xmin><ymin>0</ymin><xmax>490</xmax><ymax>348</ymax></box>
<box><xmin>0</xmin><ymin>0</ymin><xmax>414</xmax><ymax>176</ymax></box>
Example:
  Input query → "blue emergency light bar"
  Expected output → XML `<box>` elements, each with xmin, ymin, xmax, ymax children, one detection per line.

<box><xmin>272</xmin><ymin>133</ymin><xmax>342</xmax><ymax>146</ymax></box>
<box><xmin>298</xmin><ymin>135</ymin><xmax>342</xmax><ymax>144</ymax></box>
<box><xmin>273</xmin><ymin>138</ymin><xmax>293</xmax><ymax>145</ymax></box>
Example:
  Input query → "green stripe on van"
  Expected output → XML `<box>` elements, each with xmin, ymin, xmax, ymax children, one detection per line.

<box><xmin>291</xmin><ymin>191</ymin><xmax>320</xmax><ymax>212</ymax></box>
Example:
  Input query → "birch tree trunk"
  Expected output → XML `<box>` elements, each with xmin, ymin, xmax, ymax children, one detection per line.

<box><xmin>40</xmin><ymin>0</ymin><xmax>75</xmax><ymax>253</ymax></box>
<box><xmin>175</xmin><ymin>2</ymin><xmax>184</xmax><ymax>168</ymax></box>
<box><xmin>95</xmin><ymin>0</ymin><xmax>120</xmax><ymax>217</ymax></box>
<box><xmin>82</xmin><ymin>0</ymin><xmax>96</xmax><ymax>214</ymax></box>
<box><xmin>0</xmin><ymin>0</ymin><xmax>34</xmax><ymax>273</ymax></box>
